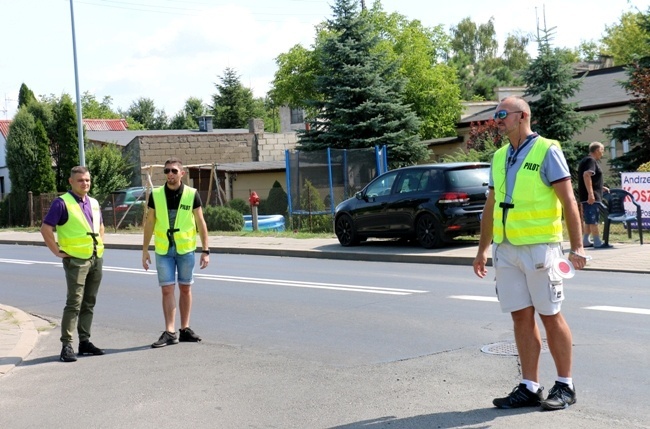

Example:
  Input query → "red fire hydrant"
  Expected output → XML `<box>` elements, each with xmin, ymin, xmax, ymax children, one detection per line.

<box><xmin>249</xmin><ymin>191</ymin><xmax>260</xmax><ymax>231</ymax></box>
<box><xmin>249</xmin><ymin>191</ymin><xmax>260</xmax><ymax>206</ymax></box>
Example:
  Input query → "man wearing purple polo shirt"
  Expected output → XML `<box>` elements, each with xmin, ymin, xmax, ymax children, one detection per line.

<box><xmin>41</xmin><ymin>166</ymin><xmax>106</xmax><ymax>363</ymax></box>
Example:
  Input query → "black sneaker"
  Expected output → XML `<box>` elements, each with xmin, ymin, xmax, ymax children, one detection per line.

<box><xmin>493</xmin><ymin>383</ymin><xmax>543</xmax><ymax>409</ymax></box>
<box><xmin>541</xmin><ymin>381</ymin><xmax>576</xmax><ymax>411</ymax></box>
<box><xmin>60</xmin><ymin>344</ymin><xmax>77</xmax><ymax>362</ymax></box>
<box><xmin>152</xmin><ymin>331</ymin><xmax>179</xmax><ymax>348</ymax></box>
<box><xmin>179</xmin><ymin>327</ymin><xmax>201</xmax><ymax>342</ymax></box>
<box><xmin>78</xmin><ymin>340</ymin><xmax>105</xmax><ymax>356</ymax></box>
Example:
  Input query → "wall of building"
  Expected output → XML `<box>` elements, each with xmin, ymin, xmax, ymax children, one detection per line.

<box><xmin>0</xmin><ymin>133</ymin><xmax>9</xmax><ymax>197</ymax></box>
<box><xmin>229</xmin><ymin>171</ymin><xmax>287</xmax><ymax>202</ymax></box>
<box><xmin>132</xmin><ymin>133</ymin><xmax>257</xmax><ymax>186</ymax></box>
<box><xmin>572</xmin><ymin>105</ymin><xmax>630</xmax><ymax>179</ymax></box>
<box><xmin>257</xmin><ymin>132</ymin><xmax>298</xmax><ymax>161</ymax></box>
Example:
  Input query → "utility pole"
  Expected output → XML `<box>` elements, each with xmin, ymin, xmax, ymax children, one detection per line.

<box><xmin>69</xmin><ymin>0</ymin><xmax>86</xmax><ymax>166</ymax></box>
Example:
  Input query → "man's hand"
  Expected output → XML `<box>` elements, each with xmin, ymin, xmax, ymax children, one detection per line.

<box><xmin>473</xmin><ymin>252</ymin><xmax>489</xmax><ymax>278</ymax></box>
<box><xmin>142</xmin><ymin>250</ymin><xmax>151</xmax><ymax>271</ymax></box>
<box><xmin>199</xmin><ymin>253</ymin><xmax>209</xmax><ymax>269</ymax></box>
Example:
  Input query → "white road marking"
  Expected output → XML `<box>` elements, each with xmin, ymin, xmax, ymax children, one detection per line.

<box><xmin>449</xmin><ymin>295</ymin><xmax>499</xmax><ymax>302</ymax></box>
<box><xmin>195</xmin><ymin>273</ymin><xmax>428</xmax><ymax>295</ymax></box>
<box><xmin>0</xmin><ymin>258</ymin><xmax>427</xmax><ymax>295</ymax></box>
<box><xmin>0</xmin><ymin>258</ymin><xmax>60</xmax><ymax>266</ymax></box>
<box><xmin>584</xmin><ymin>306</ymin><xmax>650</xmax><ymax>315</ymax></box>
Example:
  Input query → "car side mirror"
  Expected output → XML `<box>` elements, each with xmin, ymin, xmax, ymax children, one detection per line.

<box><xmin>355</xmin><ymin>191</ymin><xmax>364</xmax><ymax>200</ymax></box>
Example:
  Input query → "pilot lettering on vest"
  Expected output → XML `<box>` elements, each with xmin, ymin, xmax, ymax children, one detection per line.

<box><xmin>523</xmin><ymin>162</ymin><xmax>540</xmax><ymax>172</ymax></box>
<box><xmin>180</xmin><ymin>203</ymin><xmax>191</xmax><ymax>211</ymax></box>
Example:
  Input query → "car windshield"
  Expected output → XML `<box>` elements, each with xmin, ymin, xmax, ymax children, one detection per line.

<box><xmin>445</xmin><ymin>168</ymin><xmax>489</xmax><ymax>189</ymax></box>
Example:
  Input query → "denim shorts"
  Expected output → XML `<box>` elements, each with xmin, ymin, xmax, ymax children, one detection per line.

<box><xmin>155</xmin><ymin>245</ymin><xmax>195</xmax><ymax>287</ymax></box>
<box><xmin>581</xmin><ymin>202</ymin><xmax>600</xmax><ymax>225</ymax></box>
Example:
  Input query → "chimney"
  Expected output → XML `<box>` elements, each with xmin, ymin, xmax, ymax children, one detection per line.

<box><xmin>198</xmin><ymin>115</ymin><xmax>214</xmax><ymax>132</ymax></box>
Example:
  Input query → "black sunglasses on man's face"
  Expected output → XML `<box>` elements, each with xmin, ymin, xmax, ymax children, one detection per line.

<box><xmin>494</xmin><ymin>110</ymin><xmax>523</xmax><ymax>120</ymax></box>
<box><xmin>164</xmin><ymin>168</ymin><xmax>179</xmax><ymax>175</ymax></box>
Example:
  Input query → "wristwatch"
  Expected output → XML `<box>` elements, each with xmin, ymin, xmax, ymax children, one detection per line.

<box><xmin>201</xmin><ymin>249</ymin><xmax>210</xmax><ymax>255</ymax></box>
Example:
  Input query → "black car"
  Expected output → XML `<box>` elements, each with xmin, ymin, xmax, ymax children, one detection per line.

<box><xmin>334</xmin><ymin>162</ymin><xmax>490</xmax><ymax>248</ymax></box>
<box><xmin>101</xmin><ymin>187</ymin><xmax>147</xmax><ymax>228</ymax></box>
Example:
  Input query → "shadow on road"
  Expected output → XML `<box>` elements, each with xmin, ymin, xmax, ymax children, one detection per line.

<box><xmin>19</xmin><ymin>344</ymin><xmax>151</xmax><ymax>366</ymax></box>
<box><xmin>327</xmin><ymin>407</ymin><xmax>538</xmax><ymax>429</ymax></box>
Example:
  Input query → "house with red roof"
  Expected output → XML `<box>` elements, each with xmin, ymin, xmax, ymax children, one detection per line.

<box><xmin>0</xmin><ymin>118</ymin><xmax>129</xmax><ymax>198</ymax></box>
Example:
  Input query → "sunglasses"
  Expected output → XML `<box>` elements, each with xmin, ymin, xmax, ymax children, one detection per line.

<box><xmin>163</xmin><ymin>168</ymin><xmax>180</xmax><ymax>174</ymax></box>
<box><xmin>494</xmin><ymin>110</ymin><xmax>523</xmax><ymax>120</ymax></box>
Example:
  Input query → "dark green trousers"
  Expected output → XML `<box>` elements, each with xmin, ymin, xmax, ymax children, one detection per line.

<box><xmin>61</xmin><ymin>256</ymin><xmax>103</xmax><ymax>344</ymax></box>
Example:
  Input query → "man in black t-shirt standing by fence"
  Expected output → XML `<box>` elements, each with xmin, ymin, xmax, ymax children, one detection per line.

<box><xmin>577</xmin><ymin>142</ymin><xmax>609</xmax><ymax>248</ymax></box>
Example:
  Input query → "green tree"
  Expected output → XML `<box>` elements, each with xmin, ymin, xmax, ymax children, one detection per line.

<box><xmin>252</xmin><ymin>96</ymin><xmax>280</xmax><ymax>133</ymax></box>
<box><xmin>170</xmin><ymin>97</ymin><xmax>206</xmax><ymax>130</ymax></box>
<box><xmin>17</xmin><ymin>83</ymin><xmax>37</xmax><ymax>109</ymax></box>
<box><xmin>601</xmin><ymin>10</ymin><xmax>650</xmax><ymax>65</ymax></box>
<box><xmin>382</xmin><ymin>16</ymin><xmax>460</xmax><ymax>139</ymax></box>
<box><xmin>5</xmin><ymin>108</ymin><xmax>56</xmax><ymax>225</ymax></box>
<box><xmin>265</xmin><ymin>180</ymin><xmax>288</xmax><ymax>218</ymax></box>
<box><xmin>297</xmin><ymin>179</ymin><xmax>331</xmax><ymax>232</ymax></box>
<box><xmin>81</xmin><ymin>92</ymin><xmax>120</xmax><ymax>119</ymax></box>
<box><xmin>52</xmin><ymin>95</ymin><xmax>81</xmax><ymax>191</ymax></box>
<box><xmin>126</xmin><ymin>97</ymin><xmax>168</xmax><ymax>130</ymax></box>
<box><xmin>577</xmin><ymin>40</ymin><xmax>601</xmax><ymax>62</ymax></box>
<box><xmin>449</xmin><ymin>17</ymin><xmax>530</xmax><ymax>100</ymax></box>
<box><xmin>503</xmin><ymin>33</ymin><xmax>532</xmax><ymax>70</ymax></box>
<box><xmin>607</xmin><ymin>57</ymin><xmax>650</xmax><ymax>172</ymax></box>
<box><xmin>299</xmin><ymin>0</ymin><xmax>425</xmax><ymax>168</ymax></box>
<box><xmin>32</xmin><ymin>120</ymin><xmax>58</xmax><ymax>194</ymax></box>
<box><xmin>85</xmin><ymin>144</ymin><xmax>131</xmax><ymax>203</ymax></box>
<box><xmin>271</xmin><ymin>2</ymin><xmax>461</xmax><ymax>142</ymax></box>
<box><xmin>211</xmin><ymin>67</ymin><xmax>256</xmax><ymax>129</ymax></box>
<box><xmin>524</xmin><ymin>27</ymin><xmax>596</xmax><ymax>181</ymax></box>
<box><xmin>271</xmin><ymin>44</ymin><xmax>323</xmax><ymax>114</ymax></box>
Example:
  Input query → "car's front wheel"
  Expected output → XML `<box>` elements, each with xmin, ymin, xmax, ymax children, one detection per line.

<box><xmin>415</xmin><ymin>213</ymin><xmax>444</xmax><ymax>249</ymax></box>
<box><xmin>335</xmin><ymin>214</ymin><xmax>360</xmax><ymax>246</ymax></box>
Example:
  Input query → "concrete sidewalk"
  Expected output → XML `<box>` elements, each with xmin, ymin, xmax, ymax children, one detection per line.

<box><xmin>1</xmin><ymin>230</ymin><xmax>648</xmax><ymax>378</ymax></box>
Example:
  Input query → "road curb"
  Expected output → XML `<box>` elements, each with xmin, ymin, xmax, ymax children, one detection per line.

<box><xmin>0</xmin><ymin>304</ymin><xmax>39</xmax><ymax>376</ymax></box>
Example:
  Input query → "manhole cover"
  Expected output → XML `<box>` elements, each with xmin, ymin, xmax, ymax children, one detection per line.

<box><xmin>481</xmin><ymin>340</ymin><xmax>549</xmax><ymax>356</ymax></box>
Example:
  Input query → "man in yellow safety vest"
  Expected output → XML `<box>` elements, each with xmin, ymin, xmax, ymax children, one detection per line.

<box><xmin>41</xmin><ymin>166</ymin><xmax>105</xmax><ymax>363</ymax></box>
<box><xmin>142</xmin><ymin>157</ymin><xmax>210</xmax><ymax>348</ymax></box>
<box><xmin>473</xmin><ymin>96</ymin><xmax>588</xmax><ymax>411</ymax></box>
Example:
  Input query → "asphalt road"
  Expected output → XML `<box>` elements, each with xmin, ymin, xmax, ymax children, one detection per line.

<box><xmin>0</xmin><ymin>245</ymin><xmax>649</xmax><ymax>428</ymax></box>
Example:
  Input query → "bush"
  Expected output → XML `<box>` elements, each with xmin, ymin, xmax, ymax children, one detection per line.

<box><xmin>296</xmin><ymin>179</ymin><xmax>332</xmax><ymax>233</ymax></box>
<box><xmin>227</xmin><ymin>198</ymin><xmax>251</xmax><ymax>215</ymax></box>
<box><xmin>203</xmin><ymin>205</ymin><xmax>244</xmax><ymax>232</ymax></box>
<box><xmin>638</xmin><ymin>161</ymin><xmax>650</xmax><ymax>172</ymax></box>
<box><xmin>266</xmin><ymin>180</ymin><xmax>288</xmax><ymax>218</ymax></box>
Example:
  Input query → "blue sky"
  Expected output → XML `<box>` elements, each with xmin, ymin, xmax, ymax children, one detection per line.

<box><xmin>0</xmin><ymin>0</ymin><xmax>647</xmax><ymax>120</ymax></box>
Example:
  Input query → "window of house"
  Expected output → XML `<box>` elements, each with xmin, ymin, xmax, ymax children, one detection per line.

<box><xmin>609</xmin><ymin>138</ymin><xmax>630</xmax><ymax>159</ymax></box>
<box><xmin>608</xmin><ymin>125</ymin><xmax>630</xmax><ymax>159</ymax></box>
<box><xmin>290</xmin><ymin>108</ymin><xmax>304</xmax><ymax>124</ymax></box>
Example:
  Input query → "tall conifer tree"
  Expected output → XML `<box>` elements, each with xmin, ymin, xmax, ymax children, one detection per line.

<box><xmin>299</xmin><ymin>0</ymin><xmax>425</xmax><ymax>167</ymax></box>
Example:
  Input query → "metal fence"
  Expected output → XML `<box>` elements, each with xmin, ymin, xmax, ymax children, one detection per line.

<box><xmin>285</xmin><ymin>146</ymin><xmax>388</xmax><ymax>217</ymax></box>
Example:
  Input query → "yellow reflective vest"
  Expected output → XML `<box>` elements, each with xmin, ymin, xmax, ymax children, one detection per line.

<box><xmin>57</xmin><ymin>193</ymin><xmax>104</xmax><ymax>259</ymax></box>
<box><xmin>152</xmin><ymin>185</ymin><xmax>197</xmax><ymax>255</ymax></box>
<box><xmin>492</xmin><ymin>136</ymin><xmax>563</xmax><ymax>245</ymax></box>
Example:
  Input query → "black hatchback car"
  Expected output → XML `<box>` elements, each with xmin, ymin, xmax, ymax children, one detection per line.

<box><xmin>334</xmin><ymin>162</ymin><xmax>490</xmax><ymax>248</ymax></box>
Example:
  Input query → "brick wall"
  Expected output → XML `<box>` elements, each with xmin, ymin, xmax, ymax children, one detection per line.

<box><xmin>129</xmin><ymin>131</ymin><xmax>298</xmax><ymax>186</ymax></box>
<box><xmin>132</xmin><ymin>133</ymin><xmax>255</xmax><ymax>186</ymax></box>
<box><xmin>257</xmin><ymin>132</ymin><xmax>298</xmax><ymax>161</ymax></box>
